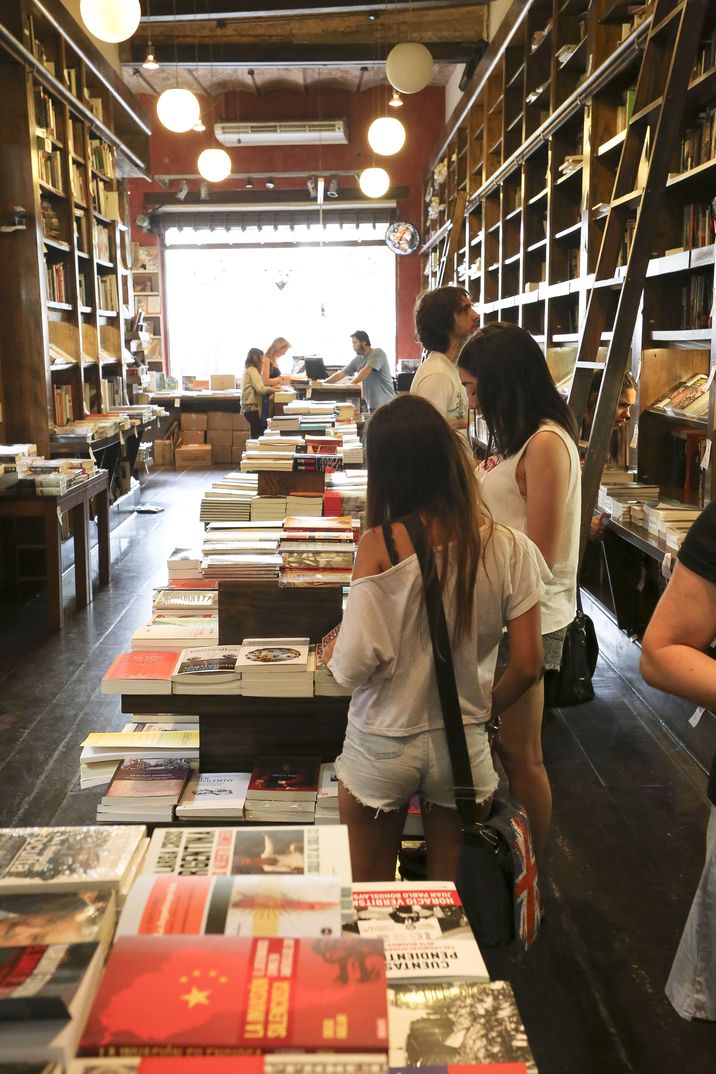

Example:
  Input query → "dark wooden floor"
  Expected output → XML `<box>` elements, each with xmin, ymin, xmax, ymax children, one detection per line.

<box><xmin>0</xmin><ymin>468</ymin><xmax>714</xmax><ymax>1074</ymax></box>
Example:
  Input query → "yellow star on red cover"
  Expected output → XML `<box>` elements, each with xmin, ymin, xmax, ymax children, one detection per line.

<box><xmin>181</xmin><ymin>986</ymin><xmax>211</xmax><ymax>1008</ymax></box>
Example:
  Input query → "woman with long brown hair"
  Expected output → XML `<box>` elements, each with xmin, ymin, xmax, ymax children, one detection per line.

<box><xmin>324</xmin><ymin>394</ymin><xmax>546</xmax><ymax>882</ymax></box>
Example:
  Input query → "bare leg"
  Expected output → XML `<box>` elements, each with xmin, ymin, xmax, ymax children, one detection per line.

<box><xmin>493</xmin><ymin>671</ymin><xmax>550</xmax><ymax>858</ymax></box>
<box><xmin>422</xmin><ymin>797</ymin><xmax>492</xmax><ymax>881</ymax></box>
<box><xmin>338</xmin><ymin>781</ymin><xmax>408</xmax><ymax>881</ymax></box>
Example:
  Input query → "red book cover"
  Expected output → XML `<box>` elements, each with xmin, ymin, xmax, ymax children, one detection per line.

<box><xmin>246</xmin><ymin>758</ymin><xmax>321</xmax><ymax>800</ymax></box>
<box><xmin>165</xmin><ymin>580</ymin><xmax>219</xmax><ymax>590</ymax></box>
<box><xmin>78</xmin><ymin>935</ymin><xmax>388</xmax><ymax>1056</ymax></box>
<box><xmin>102</xmin><ymin>651</ymin><xmax>178</xmax><ymax>687</ymax></box>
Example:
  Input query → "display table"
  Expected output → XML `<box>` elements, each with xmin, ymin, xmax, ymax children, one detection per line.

<box><xmin>0</xmin><ymin>471</ymin><xmax>110</xmax><ymax>629</ymax></box>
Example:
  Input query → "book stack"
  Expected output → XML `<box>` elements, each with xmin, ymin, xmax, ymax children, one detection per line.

<box><xmin>176</xmin><ymin>771</ymin><xmax>251</xmax><ymax>819</ymax></box>
<box><xmin>315</xmin><ymin>761</ymin><xmax>340</xmax><ymax>823</ymax></box>
<box><xmin>172</xmin><ymin>645</ymin><xmax>243</xmax><ymax>695</ymax></box>
<box><xmin>130</xmin><ymin>614</ymin><xmax>218</xmax><ymax>652</ymax></box>
<box><xmin>199</xmin><ymin>489</ymin><xmax>257</xmax><ymax>522</ymax></box>
<box><xmin>237</xmin><ymin>637</ymin><xmax>315</xmax><ymax>697</ymax></box>
<box><xmin>643</xmin><ymin>503</ymin><xmax>702</xmax><ymax>548</ymax></box>
<box><xmin>597</xmin><ymin>481</ymin><xmax>660</xmax><ymax>520</ymax></box>
<box><xmin>80</xmin><ymin>731</ymin><xmax>199</xmax><ymax>785</ymax></box>
<box><xmin>244</xmin><ymin>756</ymin><xmax>321</xmax><ymax>823</ymax></box>
<box><xmin>153</xmin><ymin>587</ymin><xmax>218</xmax><ymax>615</ymax></box>
<box><xmin>251</xmin><ymin>496</ymin><xmax>288</xmax><ymax>521</ymax></box>
<box><xmin>279</xmin><ymin>531</ymin><xmax>356</xmax><ymax>574</ymax></box>
<box><xmin>101</xmin><ymin>650</ymin><xmax>177</xmax><ymax>696</ymax></box>
<box><xmin>116</xmin><ymin>872</ymin><xmax>343</xmax><ymax>938</ymax></box>
<box><xmin>286</xmin><ymin>492</ymin><xmax>324</xmax><ymax>516</ymax></box>
<box><xmin>651</xmin><ymin>373</ymin><xmax>711</xmax><ymax>419</ymax></box>
<box><xmin>96</xmin><ymin>758</ymin><xmax>192</xmax><ymax>824</ymax></box>
<box><xmin>167</xmin><ymin>548</ymin><xmax>203</xmax><ymax>581</ymax></box>
<box><xmin>80</xmin><ymin>720</ymin><xmax>197</xmax><ymax>790</ymax></box>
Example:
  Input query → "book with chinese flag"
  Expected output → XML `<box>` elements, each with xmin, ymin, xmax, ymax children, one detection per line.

<box><xmin>69</xmin><ymin>1055</ymin><xmax>388</xmax><ymax>1073</ymax></box>
<box><xmin>78</xmin><ymin>935</ymin><xmax>389</xmax><ymax>1056</ymax></box>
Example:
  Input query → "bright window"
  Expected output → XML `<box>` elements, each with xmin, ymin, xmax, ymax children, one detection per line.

<box><xmin>163</xmin><ymin>238</ymin><xmax>396</xmax><ymax>383</ymax></box>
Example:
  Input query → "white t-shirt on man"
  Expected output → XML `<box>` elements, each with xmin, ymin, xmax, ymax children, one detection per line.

<box><xmin>410</xmin><ymin>351</ymin><xmax>469</xmax><ymax>436</ymax></box>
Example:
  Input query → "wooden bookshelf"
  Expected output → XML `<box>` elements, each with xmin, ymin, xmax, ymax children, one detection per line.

<box><xmin>422</xmin><ymin>0</ymin><xmax>716</xmax><ymax>506</ymax></box>
<box><xmin>0</xmin><ymin>0</ymin><xmax>150</xmax><ymax>453</ymax></box>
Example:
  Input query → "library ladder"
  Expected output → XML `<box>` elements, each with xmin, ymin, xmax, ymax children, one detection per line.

<box><xmin>567</xmin><ymin>0</ymin><xmax>708</xmax><ymax>563</ymax></box>
<box><xmin>436</xmin><ymin>190</ymin><xmax>468</xmax><ymax>287</ymax></box>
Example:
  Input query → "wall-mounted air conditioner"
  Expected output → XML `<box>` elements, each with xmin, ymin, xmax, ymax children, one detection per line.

<box><xmin>214</xmin><ymin>119</ymin><xmax>349</xmax><ymax>147</ymax></box>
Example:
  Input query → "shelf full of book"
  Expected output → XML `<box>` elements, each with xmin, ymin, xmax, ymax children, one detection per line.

<box><xmin>422</xmin><ymin>0</ymin><xmax>716</xmax><ymax>509</ymax></box>
<box><xmin>131</xmin><ymin>245</ymin><xmax>165</xmax><ymax>374</ymax></box>
<box><xmin>0</xmin><ymin>0</ymin><xmax>150</xmax><ymax>455</ymax></box>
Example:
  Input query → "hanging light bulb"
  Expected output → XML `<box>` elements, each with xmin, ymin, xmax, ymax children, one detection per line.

<box><xmin>388</xmin><ymin>89</ymin><xmax>404</xmax><ymax>108</ymax></box>
<box><xmin>192</xmin><ymin>117</ymin><xmax>206</xmax><ymax>132</ymax></box>
<box><xmin>157</xmin><ymin>87</ymin><xmax>200</xmax><ymax>133</ymax></box>
<box><xmin>386</xmin><ymin>42</ymin><xmax>434</xmax><ymax>94</ymax></box>
<box><xmin>368</xmin><ymin>116</ymin><xmax>406</xmax><ymax>156</ymax></box>
<box><xmin>359</xmin><ymin>167</ymin><xmax>390</xmax><ymax>199</ymax></box>
<box><xmin>198</xmin><ymin>147</ymin><xmax>231</xmax><ymax>183</ymax></box>
<box><xmin>80</xmin><ymin>0</ymin><xmax>140</xmax><ymax>43</ymax></box>
<box><xmin>142</xmin><ymin>47</ymin><xmax>159</xmax><ymax>71</ymax></box>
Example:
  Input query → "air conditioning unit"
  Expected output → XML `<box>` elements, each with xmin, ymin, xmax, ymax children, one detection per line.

<box><xmin>214</xmin><ymin>119</ymin><xmax>349</xmax><ymax>147</ymax></box>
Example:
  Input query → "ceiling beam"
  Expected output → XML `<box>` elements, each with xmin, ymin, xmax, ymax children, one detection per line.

<box><xmin>125</xmin><ymin>42</ymin><xmax>474</xmax><ymax>67</ymax></box>
<box><xmin>142</xmin><ymin>1</ymin><xmax>486</xmax><ymax>21</ymax></box>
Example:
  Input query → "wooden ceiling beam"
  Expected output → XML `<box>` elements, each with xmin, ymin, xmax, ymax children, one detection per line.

<box><xmin>124</xmin><ymin>42</ymin><xmax>475</xmax><ymax>67</ymax></box>
<box><xmin>143</xmin><ymin>1</ymin><xmax>486</xmax><ymax>21</ymax></box>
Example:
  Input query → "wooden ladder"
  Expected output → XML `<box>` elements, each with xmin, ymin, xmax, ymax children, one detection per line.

<box><xmin>567</xmin><ymin>0</ymin><xmax>708</xmax><ymax>563</ymax></box>
<box><xmin>436</xmin><ymin>190</ymin><xmax>468</xmax><ymax>287</ymax></box>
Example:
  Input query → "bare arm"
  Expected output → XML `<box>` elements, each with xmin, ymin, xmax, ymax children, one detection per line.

<box><xmin>324</xmin><ymin>367</ymin><xmax>351</xmax><ymax>384</ymax></box>
<box><xmin>640</xmin><ymin>561</ymin><xmax>716</xmax><ymax>708</ymax></box>
<box><xmin>491</xmin><ymin>604</ymin><xmax>543</xmax><ymax>715</ymax></box>
<box><xmin>522</xmin><ymin>430</ymin><xmax>573</xmax><ymax>569</ymax></box>
<box><xmin>351</xmin><ymin>365</ymin><xmax>372</xmax><ymax>386</ymax></box>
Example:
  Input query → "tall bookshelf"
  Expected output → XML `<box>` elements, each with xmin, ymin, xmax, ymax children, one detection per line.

<box><xmin>0</xmin><ymin>0</ymin><xmax>150</xmax><ymax>454</ymax></box>
<box><xmin>423</xmin><ymin>0</ymin><xmax>716</xmax><ymax>507</ymax></box>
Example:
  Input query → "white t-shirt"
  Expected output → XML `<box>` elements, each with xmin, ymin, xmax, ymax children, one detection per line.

<box><xmin>327</xmin><ymin>524</ymin><xmax>548</xmax><ymax>736</ymax></box>
<box><xmin>478</xmin><ymin>421</ymin><xmax>581</xmax><ymax>634</ymax></box>
<box><xmin>410</xmin><ymin>352</ymin><xmax>469</xmax><ymax>436</ymax></box>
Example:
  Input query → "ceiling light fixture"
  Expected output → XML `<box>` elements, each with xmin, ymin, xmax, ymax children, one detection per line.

<box><xmin>359</xmin><ymin>167</ymin><xmax>390</xmax><ymax>199</ymax></box>
<box><xmin>200</xmin><ymin>180</ymin><xmax>210</xmax><ymax>201</ymax></box>
<box><xmin>192</xmin><ymin>117</ymin><xmax>206</xmax><ymax>132</ymax></box>
<box><xmin>386</xmin><ymin>42</ymin><xmax>434</xmax><ymax>94</ymax></box>
<box><xmin>327</xmin><ymin>177</ymin><xmax>339</xmax><ymax>198</ymax></box>
<box><xmin>142</xmin><ymin>48</ymin><xmax>159</xmax><ymax>71</ymax></box>
<box><xmin>176</xmin><ymin>180</ymin><xmax>189</xmax><ymax>201</ymax></box>
<box><xmin>80</xmin><ymin>0</ymin><xmax>140</xmax><ymax>43</ymax></box>
<box><xmin>246</xmin><ymin>178</ymin><xmax>254</xmax><ymax>189</ymax></box>
<box><xmin>197</xmin><ymin>147</ymin><xmax>232</xmax><ymax>183</ymax></box>
<box><xmin>157</xmin><ymin>87</ymin><xmax>201</xmax><ymax>133</ymax></box>
<box><xmin>388</xmin><ymin>89</ymin><xmax>404</xmax><ymax>108</ymax></box>
<box><xmin>368</xmin><ymin>115</ymin><xmax>406</xmax><ymax>156</ymax></box>
<box><xmin>307</xmin><ymin>176</ymin><xmax>317</xmax><ymax>199</ymax></box>
<box><xmin>265</xmin><ymin>178</ymin><xmax>276</xmax><ymax>189</ymax></box>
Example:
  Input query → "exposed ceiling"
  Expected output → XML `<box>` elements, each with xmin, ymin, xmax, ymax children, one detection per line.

<box><xmin>122</xmin><ymin>1</ymin><xmax>488</xmax><ymax>98</ymax></box>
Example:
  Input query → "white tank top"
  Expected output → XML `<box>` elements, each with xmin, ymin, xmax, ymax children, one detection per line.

<box><xmin>478</xmin><ymin>421</ymin><xmax>581</xmax><ymax>633</ymax></box>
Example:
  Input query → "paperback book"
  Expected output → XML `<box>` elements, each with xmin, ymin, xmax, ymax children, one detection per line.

<box><xmin>176</xmin><ymin>772</ymin><xmax>251</xmax><ymax>818</ymax></box>
<box><xmin>101</xmin><ymin>651</ymin><xmax>177</xmax><ymax>695</ymax></box>
<box><xmin>0</xmin><ymin>827</ymin><xmax>147</xmax><ymax>895</ymax></box>
<box><xmin>0</xmin><ymin>940</ymin><xmax>98</xmax><ymax>1020</ymax></box>
<box><xmin>0</xmin><ymin>890</ymin><xmax>116</xmax><ymax>949</ymax></box>
<box><xmin>246</xmin><ymin>758</ymin><xmax>321</xmax><ymax>801</ymax></box>
<box><xmin>69</xmin><ymin>1055</ymin><xmax>389</xmax><ymax>1073</ymax></box>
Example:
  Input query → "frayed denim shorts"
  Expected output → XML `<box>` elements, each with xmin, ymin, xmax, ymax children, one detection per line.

<box><xmin>497</xmin><ymin>625</ymin><xmax>567</xmax><ymax>672</ymax></box>
<box><xmin>335</xmin><ymin>721</ymin><xmax>499</xmax><ymax>813</ymax></box>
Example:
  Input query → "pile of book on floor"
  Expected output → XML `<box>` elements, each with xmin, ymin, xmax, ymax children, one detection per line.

<box><xmin>243</xmin><ymin>755</ymin><xmax>321</xmax><ymax>823</ymax></box>
<box><xmin>238</xmin><ymin>636</ymin><xmax>316</xmax><ymax>697</ymax></box>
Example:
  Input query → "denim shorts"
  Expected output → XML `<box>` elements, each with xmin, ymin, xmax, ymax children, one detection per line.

<box><xmin>497</xmin><ymin>625</ymin><xmax>567</xmax><ymax>672</ymax></box>
<box><xmin>335</xmin><ymin>722</ymin><xmax>498</xmax><ymax>812</ymax></box>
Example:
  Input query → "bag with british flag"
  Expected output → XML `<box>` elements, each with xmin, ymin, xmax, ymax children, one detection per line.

<box><xmin>404</xmin><ymin>512</ymin><xmax>540</xmax><ymax>952</ymax></box>
<box><xmin>456</xmin><ymin>794</ymin><xmax>540</xmax><ymax>949</ymax></box>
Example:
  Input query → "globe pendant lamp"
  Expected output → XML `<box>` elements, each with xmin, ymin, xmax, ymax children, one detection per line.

<box><xmin>157</xmin><ymin>87</ymin><xmax>201</xmax><ymax>133</ymax></box>
<box><xmin>359</xmin><ymin>167</ymin><xmax>390</xmax><ymax>199</ymax></box>
<box><xmin>80</xmin><ymin>0</ymin><xmax>140</xmax><ymax>43</ymax></box>
<box><xmin>386</xmin><ymin>42</ymin><xmax>434</xmax><ymax>94</ymax></box>
<box><xmin>198</xmin><ymin>147</ymin><xmax>231</xmax><ymax>183</ymax></box>
<box><xmin>368</xmin><ymin>115</ymin><xmax>406</xmax><ymax>156</ymax></box>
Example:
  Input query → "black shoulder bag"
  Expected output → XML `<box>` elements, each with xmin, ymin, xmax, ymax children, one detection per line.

<box><xmin>543</xmin><ymin>590</ymin><xmax>599</xmax><ymax>708</ymax></box>
<box><xmin>402</xmin><ymin>513</ymin><xmax>541</xmax><ymax>950</ymax></box>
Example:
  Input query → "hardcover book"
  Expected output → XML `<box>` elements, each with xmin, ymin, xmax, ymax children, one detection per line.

<box><xmin>78</xmin><ymin>935</ymin><xmax>388</xmax><ymax>1055</ymax></box>
<box><xmin>101</xmin><ymin>651</ymin><xmax>178</xmax><ymax>695</ymax></box>
<box><xmin>0</xmin><ymin>827</ymin><xmax>147</xmax><ymax>894</ymax></box>
<box><xmin>116</xmin><ymin>874</ymin><xmax>342</xmax><ymax>938</ymax></box>
<box><xmin>246</xmin><ymin>758</ymin><xmax>321</xmax><ymax>801</ymax></box>
<box><xmin>345</xmin><ymin>883</ymin><xmax>488</xmax><ymax>983</ymax></box>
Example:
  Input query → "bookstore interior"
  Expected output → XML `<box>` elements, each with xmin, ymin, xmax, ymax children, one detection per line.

<box><xmin>1</xmin><ymin>1</ymin><xmax>716</xmax><ymax>1072</ymax></box>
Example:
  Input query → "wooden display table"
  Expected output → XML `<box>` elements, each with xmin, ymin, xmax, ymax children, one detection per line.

<box><xmin>0</xmin><ymin>471</ymin><xmax>110</xmax><ymax>629</ymax></box>
<box><xmin>217</xmin><ymin>579</ymin><xmax>342</xmax><ymax>645</ymax></box>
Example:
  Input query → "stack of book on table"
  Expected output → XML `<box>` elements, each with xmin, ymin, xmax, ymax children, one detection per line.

<box><xmin>596</xmin><ymin>475</ymin><xmax>660</xmax><ymax>524</ymax></box>
<box><xmin>80</xmin><ymin>729</ymin><xmax>199</xmax><ymax>791</ymax></box>
<box><xmin>251</xmin><ymin>495</ymin><xmax>288</xmax><ymax>521</ymax></box>
<box><xmin>152</xmin><ymin>585</ymin><xmax>218</xmax><ymax>615</ymax></box>
<box><xmin>96</xmin><ymin>757</ymin><xmax>192</xmax><ymax>824</ymax></box>
<box><xmin>315</xmin><ymin>761</ymin><xmax>340</xmax><ymax>822</ymax></box>
<box><xmin>172</xmin><ymin>645</ymin><xmax>244</xmax><ymax>695</ymax></box>
<box><xmin>642</xmin><ymin>502</ymin><xmax>702</xmax><ymax>548</ymax></box>
<box><xmin>201</xmin><ymin>551</ymin><xmax>282</xmax><ymax>581</ymax></box>
<box><xmin>167</xmin><ymin>548</ymin><xmax>203</xmax><ymax>581</ymax></box>
<box><xmin>244</xmin><ymin>756</ymin><xmax>321</xmax><ymax>823</ymax></box>
<box><xmin>130</xmin><ymin>612</ymin><xmax>218</xmax><ymax>652</ymax></box>
<box><xmin>237</xmin><ymin>636</ymin><xmax>315</xmax><ymax>697</ymax></box>
<box><xmin>176</xmin><ymin>770</ymin><xmax>251</xmax><ymax>818</ymax></box>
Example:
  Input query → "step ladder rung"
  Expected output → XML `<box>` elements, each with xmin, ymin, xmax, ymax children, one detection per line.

<box><xmin>574</xmin><ymin>362</ymin><xmax>606</xmax><ymax>370</ymax></box>
<box><xmin>629</xmin><ymin>97</ymin><xmax>663</xmax><ymax>126</ymax></box>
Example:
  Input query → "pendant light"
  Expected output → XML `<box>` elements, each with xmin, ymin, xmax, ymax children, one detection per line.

<box><xmin>386</xmin><ymin>42</ymin><xmax>434</xmax><ymax>94</ymax></box>
<box><xmin>142</xmin><ymin>0</ymin><xmax>159</xmax><ymax>69</ymax></box>
<box><xmin>359</xmin><ymin>166</ymin><xmax>390</xmax><ymax>199</ymax></box>
<box><xmin>388</xmin><ymin>89</ymin><xmax>404</xmax><ymax>108</ymax></box>
<box><xmin>157</xmin><ymin>87</ymin><xmax>200</xmax><ymax>132</ymax></box>
<box><xmin>368</xmin><ymin>115</ymin><xmax>406</xmax><ymax>156</ymax></box>
<box><xmin>80</xmin><ymin>0</ymin><xmax>140</xmax><ymax>43</ymax></box>
<box><xmin>198</xmin><ymin>147</ymin><xmax>231</xmax><ymax>183</ymax></box>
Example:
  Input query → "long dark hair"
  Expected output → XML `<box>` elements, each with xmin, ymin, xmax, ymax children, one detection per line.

<box><xmin>365</xmin><ymin>395</ymin><xmax>488</xmax><ymax>640</ymax></box>
<box><xmin>414</xmin><ymin>286</ymin><xmax>470</xmax><ymax>353</ymax></box>
<box><xmin>457</xmin><ymin>322</ymin><xmax>578</xmax><ymax>457</ymax></box>
<box><xmin>585</xmin><ymin>369</ymin><xmax>637</xmax><ymax>466</ymax></box>
<box><xmin>245</xmin><ymin>347</ymin><xmax>264</xmax><ymax>370</ymax></box>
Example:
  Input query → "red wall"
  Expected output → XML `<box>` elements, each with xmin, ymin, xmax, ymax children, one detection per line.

<box><xmin>129</xmin><ymin>85</ymin><xmax>446</xmax><ymax>360</ymax></box>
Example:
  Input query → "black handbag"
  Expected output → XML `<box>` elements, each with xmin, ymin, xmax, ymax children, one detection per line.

<box><xmin>403</xmin><ymin>514</ymin><xmax>541</xmax><ymax>950</ymax></box>
<box><xmin>543</xmin><ymin>592</ymin><xmax>599</xmax><ymax>708</ymax></box>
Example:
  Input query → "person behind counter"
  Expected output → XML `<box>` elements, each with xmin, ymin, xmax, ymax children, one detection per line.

<box><xmin>323</xmin><ymin>330</ymin><xmax>395</xmax><ymax>414</ymax></box>
<box><xmin>241</xmin><ymin>347</ymin><xmax>277</xmax><ymax>439</ymax></box>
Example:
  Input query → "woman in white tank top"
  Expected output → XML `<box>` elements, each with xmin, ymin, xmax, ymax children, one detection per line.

<box><xmin>458</xmin><ymin>323</ymin><xmax>581</xmax><ymax>858</ymax></box>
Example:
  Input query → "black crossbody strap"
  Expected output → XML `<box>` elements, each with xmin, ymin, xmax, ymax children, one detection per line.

<box><xmin>402</xmin><ymin>513</ymin><xmax>480</xmax><ymax>828</ymax></box>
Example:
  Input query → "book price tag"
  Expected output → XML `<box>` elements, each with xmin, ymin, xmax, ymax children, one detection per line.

<box><xmin>701</xmin><ymin>439</ymin><xmax>712</xmax><ymax>471</ymax></box>
<box><xmin>174</xmin><ymin>397</ymin><xmax>181</xmax><ymax>407</ymax></box>
<box><xmin>661</xmin><ymin>552</ymin><xmax>673</xmax><ymax>580</ymax></box>
<box><xmin>689</xmin><ymin>706</ymin><xmax>705</xmax><ymax>728</ymax></box>
<box><xmin>630</xmin><ymin>424</ymin><xmax>639</xmax><ymax>450</ymax></box>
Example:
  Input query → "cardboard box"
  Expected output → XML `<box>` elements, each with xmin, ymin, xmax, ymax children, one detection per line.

<box><xmin>181</xmin><ymin>430</ymin><xmax>205</xmax><ymax>445</ymax></box>
<box><xmin>210</xmin><ymin>374</ymin><xmax>237</xmax><ymax>391</ymax></box>
<box><xmin>231</xmin><ymin>445</ymin><xmax>246</xmax><ymax>464</ymax></box>
<box><xmin>206</xmin><ymin>429</ymin><xmax>232</xmax><ymax>448</ymax></box>
<box><xmin>231</xmin><ymin>412</ymin><xmax>250</xmax><ymax>431</ymax></box>
<box><xmin>211</xmin><ymin>442</ymin><xmax>233</xmax><ymax>464</ymax></box>
<box><xmin>153</xmin><ymin>439</ymin><xmax>175</xmax><ymax>466</ymax></box>
<box><xmin>232</xmin><ymin>431</ymin><xmax>249</xmax><ymax>452</ymax></box>
<box><xmin>181</xmin><ymin>412</ymin><xmax>208</xmax><ymax>432</ymax></box>
<box><xmin>175</xmin><ymin>444</ymin><xmax>213</xmax><ymax>468</ymax></box>
<box><xmin>207</xmin><ymin>411</ymin><xmax>233</xmax><ymax>430</ymax></box>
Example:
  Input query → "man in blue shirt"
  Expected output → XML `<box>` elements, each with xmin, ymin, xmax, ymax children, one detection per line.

<box><xmin>324</xmin><ymin>330</ymin><xmax>396</xmax><ymax>413</ymax></box>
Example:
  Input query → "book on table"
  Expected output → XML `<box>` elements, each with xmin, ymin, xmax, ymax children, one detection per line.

<box><xmin>70</xmin><ymin>1059</ymin><xmax>388</xmax><ymax>1073</ymax></box>
<box><xmin>345</xmin><ymin>881</ymin><xmax>488</xmax><ymax>983</ymax></box>
<box><xmin>246</xmin><ymin>758</ymin><xmax>321</xmax><ymax>801</ymax></box>
<box><xmin>176</xmin><ymin>772</ymin><xmax>251</xmax><ymax>818</ymax></box>
<box><xmin>77</xmin><ymin>935</ymin><xmax>388</xmax><ymax>1056</ymax></box>
<box><xmin>243</xmin><ymin>799</ymin><xmax>317</xmax><ymax>822</ymax></box>
<box><xmin>0</xmin><ymin>889</ymin><xmax>116</xmax><ymax>950</ymax></box>
<box><xmin>96</xmin><ymin>758</ymin><xmax>193</xmax><ymax>823</ymax></box>
<box><xmin>172</xmin><ymin>646</ymin><xmax>243</xmax><ymax>689</ymax></box>
<box><xmin>116</xmin><ymin>873</ymin><xmax>343</xmax><ymax>938</ymax></box>
<box><xmin>0</xmin><ymin>827</ymin><xmax>147</xmax><ymax>896</ymax></box>
<box><xmin>0</xmin><ymin>940</ymin><xmax>99</xmax><ymax>1020</ymax></box>
<box><xmin>80</xmin><ymin>730</ymin><xmax>200</xmax><ymax>765</ymax></box>
<box><xmin>236</xmin><ymin>637</ymin><xmax>310</xmax><ymax>672</ymax></box>
<box><xmin>101</xmin><ymin>651</ymin><xmax>178</xmax><ymax>695</ymax></box>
